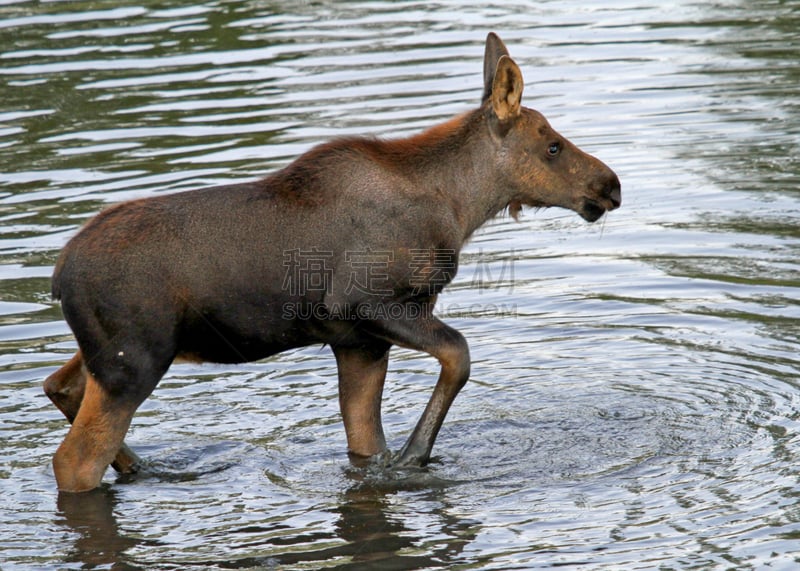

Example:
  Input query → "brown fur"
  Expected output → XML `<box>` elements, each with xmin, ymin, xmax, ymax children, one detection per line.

<box><xmin>45</xmin><ymin>352</ymin><xmax>141</xmax><ymax>476</ymax></box>
<box><xmin>51</xmin><ymin>373</ymin><xmax>140</xmax><ymax>492</ymax></box>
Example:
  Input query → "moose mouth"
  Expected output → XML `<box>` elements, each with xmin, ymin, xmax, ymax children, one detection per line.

<box><xmin>580</xmin><ymin>174</ymin><xmax>622</xmax><ymax>222</ymax></box>
<box><xmin>580</xmin><ymin>186</ymin><xmax>621</xmax><ymax>222</ymax></box>
<box><xmin>579</xmin><ymin>199</ymin><xmax>611</xmax><ymax>223</ymax></box>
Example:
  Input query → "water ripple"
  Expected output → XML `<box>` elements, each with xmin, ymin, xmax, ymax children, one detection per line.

<box><xmin>1</xmin><ymin>1</ymin><xmax>799</xmax><ymax>569</ymax></box>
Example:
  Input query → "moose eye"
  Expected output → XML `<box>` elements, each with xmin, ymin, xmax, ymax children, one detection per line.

<box><xmin>547</xmin><ymin>142</ymin><xmax>561</xmax><ymax>157</ymax></box>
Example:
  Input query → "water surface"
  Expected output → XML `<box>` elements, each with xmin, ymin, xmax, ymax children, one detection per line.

<box><xmin>1</xmin><ymin>1</ymin><xmax>799</xmax><ymax>569</ymax></box>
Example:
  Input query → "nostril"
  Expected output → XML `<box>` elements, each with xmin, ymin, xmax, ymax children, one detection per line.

<box><xmin>603</xmin><ymin>175</ymin><xmax>621</xmax><ymax>208</ymax></box>
<box><xmin>608</xmin><ymin>185</ymin><xmax>621</xmax><ymax>208</ymax></box>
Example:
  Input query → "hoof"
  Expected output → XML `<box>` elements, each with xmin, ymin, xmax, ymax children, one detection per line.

<box><xmin>392</xmin><ymin>444</ymin><xmax>430</xmax><ymax>469</ymax></box>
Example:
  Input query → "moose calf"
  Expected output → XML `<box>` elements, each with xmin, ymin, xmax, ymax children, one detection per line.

<box><xmin>44</xmin><ymin>33</ymin><xmax>620</xmax><ymax>492</ymax></box>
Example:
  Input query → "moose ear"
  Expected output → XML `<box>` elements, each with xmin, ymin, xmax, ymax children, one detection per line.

<box><xmin>482</xmin><ymin>32</ymin><xmax>511</xmax><ymax>103</ymax></box>
<box><xmin>491</xmin><ymin>55</ymin><xmax>524</xmax><ymax>121</ymax></box>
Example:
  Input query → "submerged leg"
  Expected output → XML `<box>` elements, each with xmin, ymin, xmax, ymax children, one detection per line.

<box><xmin>367</xmin><ymin>314</ymin><xmax>471</xmax><ymax>467</ymax></box>
<box><xmin>45</xmin><ymin>353</ymin><xmax>140</xmax><ymax>478</ymax></box>
<box><xmin>52</xmin><ymin>373</ymin><xmax>143</xmax><ymax>493</ymax></box>
<box><xmin>333</xmin><ymin>343</ymin><xmax>391</xmax><ymax>459</ymax></box>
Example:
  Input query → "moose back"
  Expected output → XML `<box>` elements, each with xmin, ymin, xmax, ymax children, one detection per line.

<box><xmin>44</xmin><ymin>32</ymin><xmax>621</xmax><ymax>493</ymax></box>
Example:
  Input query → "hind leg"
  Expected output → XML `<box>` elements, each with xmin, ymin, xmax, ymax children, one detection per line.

<box><xmin>52</xmin><ymin>372</ymin><xmax>145</xmax><ymax>493</ymax></box>
<box><xmin>44</xmin><ymin>352</ymin><xmax>140</xmax><ymax>474</ymax></box>
<box><xmin>44</xmin><ymin>351</ymin><xmax>85</xmax><ymax>423</ymax></box>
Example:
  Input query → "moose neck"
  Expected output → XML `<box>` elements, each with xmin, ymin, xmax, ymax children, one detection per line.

<box><xmin>383</xmin><ymin>107</ymin><xmax>512</xmax><ymax>242</ymax></box>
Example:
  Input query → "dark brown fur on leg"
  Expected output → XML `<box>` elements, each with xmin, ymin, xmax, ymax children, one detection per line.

<box><xmin>44</xmin><ymin>352</ymin><xmax>141</xmax><ymax>475</ymax></box>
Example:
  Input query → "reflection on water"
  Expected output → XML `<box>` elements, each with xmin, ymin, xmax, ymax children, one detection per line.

<box><xmin>56</xmin><ymin>488</ymin><xmax>146</xmax><ymax>571</ymax></box>
<box><xmin>1</xmin><ymin>0</ymin><xmax>799</xmax><ymax>569</ymax></box>
<box><xmin>54</xmin><ymin>471</ymin><xmax>477</xmax><ymax>570</ymax></box>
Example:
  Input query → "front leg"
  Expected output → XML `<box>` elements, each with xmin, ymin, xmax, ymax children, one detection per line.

<box><xmin>367</xmin><ymin>313</ymin><xmax>471</xmax><ymax>467</ymax></box>
<box><xmin>333</xmin><ymin>342</ymin><xmax>391</xmax><ymax>459</ymax></box>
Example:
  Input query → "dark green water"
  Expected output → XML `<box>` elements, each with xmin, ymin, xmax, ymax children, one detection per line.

<box><xmin>1</xmin><ymin>1</ymin><xmax>798</xmax><ymax>569</ymax></box>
